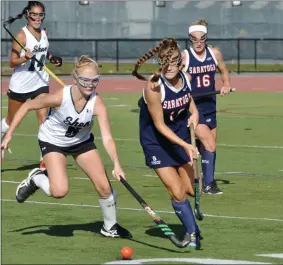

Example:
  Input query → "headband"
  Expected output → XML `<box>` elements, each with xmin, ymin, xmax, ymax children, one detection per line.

<box><xmin>188</xmin><ymin>25</ymin><xmax>207</xmax><ymax>34</ymax></box>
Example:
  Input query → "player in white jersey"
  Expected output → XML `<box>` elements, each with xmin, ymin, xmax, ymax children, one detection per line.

<box><xmin>1</xmin><ymin>1</ymin><xmax>62</xmax><ymax>168</ymax></box>
<box><xmin>1</xmin><ymin>55</ymin><xmax>132</xmax><ymax>239</ymax></box>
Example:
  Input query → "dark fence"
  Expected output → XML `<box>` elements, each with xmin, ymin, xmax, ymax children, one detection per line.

<box><xmin>2</xmin><ymin>38</ymin><xmax>283</xmax><ymax>73</ymax></box>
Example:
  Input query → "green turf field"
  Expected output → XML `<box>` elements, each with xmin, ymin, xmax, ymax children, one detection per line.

<box><xmin>2</xmin><ymin>61</ymin><xmax>283</xmax><ymax>75</ymax></box>
<box><xmin>1</xmin><ymin>92</ymin><xmax>283</xmax><ymax>264</ymax></box>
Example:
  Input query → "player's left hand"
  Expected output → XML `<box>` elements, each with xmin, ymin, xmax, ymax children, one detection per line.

<box><xmin>220</xmin><ymin>85</ymin><xmax>231</xmax><ymax>96</ymax></box>
<box><xmin>49</xmin><ymin>55</ymin><xmax>63</xmax><ymax>67</ymax></box>
<box><xmin>112</xmin><ymin>165</ymin><xmax>126</xmax><ymax>182</ymax></box>
<box><xmin>187</xmin><ymin>112</ymin><xmax>199</xmax><ymax>130</ymax></box>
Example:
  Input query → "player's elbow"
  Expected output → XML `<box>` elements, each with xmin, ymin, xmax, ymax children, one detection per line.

<box><xmin>9</xmin><ymin>59</ymin><xmax>17</xmax><ymax>68</ymax></box>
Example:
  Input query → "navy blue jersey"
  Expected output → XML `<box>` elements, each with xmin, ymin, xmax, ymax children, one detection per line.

<box><xmin>183</xmin><ymin>46</ymin><xmax>218</xmax><ymax>115</ymax></box>
<box><xmin>139</xmin><ymin>71</ymin><xmax>192</xmax><ymax>149</ymax></box>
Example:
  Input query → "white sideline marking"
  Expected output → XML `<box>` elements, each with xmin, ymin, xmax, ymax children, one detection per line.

<box><xmin>73</xmin><ymin>177</ymin><xmax>115</xmax><ymax>182</ymax></box>
<box><xmin>1</xmin><ymin>106</ymin><xmax>8</xmax><ymax>109</ymax></box>
<box><xmin>1</xmin><ymin>180</ymin><xmax>20</xmax><ymax>184</ymax></box>
<box><xmin>107</xmin><ymin>104</ymin><xmax>132</xmax><ymax>108</ymax></box>
<box><xmin>1</xmin><ymin>198</ymin><xmax>283</xmax><ymax>222</ymax></box>
<box><xmin>12</xmin><ymin>133</ymin><xmax>283</xmax><ymax>149</ymax></box>
<box><xmin>103</xmin><ymin>97</ymin><xmax>119</xmax><ymax>100</ymax></box>
<box><xmin>256</xmin><ymin>254</ymin><xmax>283</xmax><ymax>259</ymax></box>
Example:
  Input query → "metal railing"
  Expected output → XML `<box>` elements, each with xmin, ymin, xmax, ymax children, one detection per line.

<box><xmin>2</xmin><ymin>38</ymin><xmax>283</xmax><ymax>74</ymax></box>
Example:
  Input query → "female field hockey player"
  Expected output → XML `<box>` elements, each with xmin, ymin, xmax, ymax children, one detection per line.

<box><xmin>182</xmin><ymin>19</ymin><xmax>232</xmax><ymax>195</ymax></box>
<box><xmin>132</xmin><ymin>38</ymin><xmax>201</xmax><ymax>248</ymax></box>
<box><xmin>1</xmin><ymin>1</ymin><xmax>62</xmax><ymax>169</ymax></box>
<box><xmin>1</xmin><ymin>55</ymin><xmax>132</xmax><ymax>239</ymax></box>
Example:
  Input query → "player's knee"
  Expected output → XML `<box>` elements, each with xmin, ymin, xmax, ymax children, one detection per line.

<box><xmin>203</xmin><ymin>140</ymin><xmax>216</xmax><ymax>152</ymax></box>
<box><xmin>170</xmin><ymin>187</ymin><xmax>187</xmax><ymax>202</ymax></box>
<box><xmin>50</xmin><ymin>185</ymin><xmax>68</xmax><ymax>198</ymax></box>
<box><xmin>96</xmin><ymin>184</ymin><xmax>112</xmax><ymax>198</ymax></box>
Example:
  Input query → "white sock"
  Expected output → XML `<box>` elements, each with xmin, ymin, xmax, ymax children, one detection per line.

<box><xmin>32</xmin><ymin>172</ymin><xmax>51</xmax><ymax>196</ymax></box>
<box><xmin>1</xmin><ymin>118</ymin><xmax>9</xmax><ymax>137</ymax></box>
<box><xmin>99</xmin><ymin>193</ymin><xmax>117</xmax><ymax>230</ymax></box>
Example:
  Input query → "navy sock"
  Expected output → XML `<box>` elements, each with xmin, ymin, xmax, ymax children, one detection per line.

<box><xmin>202</xmin><ymin>150</ymin><xmax>216</xmax><ymax>187</ymax></box>
<box><xmin>171</xmin><ymin>199</ymin><xmax>199</xmax><ymax>234</ymax></box>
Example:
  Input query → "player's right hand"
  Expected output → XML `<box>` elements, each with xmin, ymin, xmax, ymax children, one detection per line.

<box><xmin>184</xmin><ymin>143</ymin><xmax>199</xmax><ymax>162</ymax></box>
<box><xmin>1</xmin><ymin>134</ymin><xmax>12</xmax><ymax>159</ymax></box>
<box><xmin>24</xmin><ymin>48</ymin><xmax>33</xmax><ymax>60</ymax></box>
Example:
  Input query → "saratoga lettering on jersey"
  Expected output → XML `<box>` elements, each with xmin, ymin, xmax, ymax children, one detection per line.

<box><xmin>162</xmin><ymin>93</ymin><xmax>190</xmax><ymax>110</ymax></box>
<box><xmin>63</xmin><ymin>117</ymin><xmax>91</xmax><ymax>128</ymax></box>
<box><xmin>188</xmin><ymin>64</ymin><xmax>216</xmax><ymax>74</ymax></box>
<box><xmin>32</xmin><ymin>45</ymin><xmax>48</xmax><ymax>53</ymax></box>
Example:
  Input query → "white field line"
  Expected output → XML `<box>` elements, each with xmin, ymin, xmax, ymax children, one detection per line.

<box><xmin>12</xmin><ymin>133</ymin><xmax>283</xmax><ymax>149</ymax></box>
<box><xmin>1</xmin><ymin>198</ymin><xmax>283</xmax><ymax>222</ymax></box>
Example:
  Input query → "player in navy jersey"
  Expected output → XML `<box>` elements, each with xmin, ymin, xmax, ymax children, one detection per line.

<box><xmin>132</xmin><ymin>38</ymin><xmax>201</xmax><ymax>248</ymax></box>
<box><xmin>182</xmin><ymin>19</ymin><xmax>232</xmax><ymax>195</ymax></box>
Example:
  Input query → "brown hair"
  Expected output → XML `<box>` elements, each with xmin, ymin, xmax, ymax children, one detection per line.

<box><xmin>74</xmin><ymin>55</ymin><xmax>99</xmax><ymax>73</ymax></box>
<box><xmin>191</xmin><ymin>19</ymin><xmax>208</xmax><ymax>28</ymax></box>
<box><xmin>132</xmin><ymin>38</ymin><xmax>180</xmax><ymax>82</ymax></box>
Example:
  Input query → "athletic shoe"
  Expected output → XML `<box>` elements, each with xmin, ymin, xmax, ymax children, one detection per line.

<box><xmin>183</xmin><ymin>232</ymin><xmax>201</xmax><ymax>249</ymax></box>
<box><xmin>100</xmin><ymin>223</ymin><xmax>132</xmax><ymax>238</ymax></box>
<box><xmin>203</xmin><ymin>181</ymin><xmax>223</xmax><ymax>195</ymax></box>
<box><xmin>15</xmin><ymin>168</ymin><xmax>41</xmax><ymax>203</ymax></box>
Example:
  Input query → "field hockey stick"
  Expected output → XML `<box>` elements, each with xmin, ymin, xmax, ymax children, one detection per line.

<box><xmin>189</xmin><ymin>124</ymin><xmax>204</xmax><ymax>221</ymax></box>
<box><xmin>119</xmin><ymin>177</ymin><xmax>189</xmax><ymax>248</ymax></box>
<box><xmin>193</xmin><ymin>88</ymin><xmax>236</xmax><ymax>99</ymax></box>
<box><xmin>3</xmin><ymin>18</ymin><xmax>65</xmax><ymax>87</ymax></box>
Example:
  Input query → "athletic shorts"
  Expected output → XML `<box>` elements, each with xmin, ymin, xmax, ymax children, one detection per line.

<box><xmin>7</xmin><ymin>86</ymin><xmax>49</xmax><ymax>102</ymax></box>
<box><xmin>38</xmin><ymin>133</ymin><xmax>96</xmax><ymax>157</ymax></box>
<box><xmin>198</xmin><ymin>112</ymin><xmax>217</xmax><ymax>129</ymax></box>
<box><xmin>142</xmin><ymin>141</ymin><xmax>191</xmax><ymax>169</ymax></box>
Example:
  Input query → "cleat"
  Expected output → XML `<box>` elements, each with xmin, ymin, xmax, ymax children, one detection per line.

<box><xmin>15</xmin><ymin>168</ymin><xmax>42</xmax><ymax>203</ymax></box>
<box><xmin>203</xmin><ymin>181</ymin><xmax>223</xmax><ymax>195</ymax></box>
<box><xmin>183</xmin><ymin>232</ymin><xmax>201</xmax><ymax>249</ymax></box>
<box><xmin>100</xmin><ymin>223</ymin><xmax>132</xmax><ymax>238</ymax></box>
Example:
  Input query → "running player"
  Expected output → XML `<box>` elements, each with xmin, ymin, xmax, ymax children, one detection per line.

<box><xmin>132</xmin><ymin>38</ymin><xmax>201</xmax><ymax>248</ymax></box>
<box><xmin>182</xmin><ymin>19</ymin><xmax>232</xmax><ymax>195</ymax></box>
<box><xmin>1</xmin><ymin>55</ymin><xmax>132</xmax><ymax>239</ymax></box>
<box><xmin>1</xmin><ymin>1</ymin><xmax>62</xmax><ymax>169</ymax></box>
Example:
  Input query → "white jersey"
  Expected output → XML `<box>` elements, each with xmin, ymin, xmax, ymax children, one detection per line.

<box><xmin>9</xmin><ymin>26</ymin><xmax>49</xmax><ymax>94</ymax></box>
<box><xmin>38</xmin><ymin>85</ymin><xmax>97</xmax><ymax>147</ymax></box>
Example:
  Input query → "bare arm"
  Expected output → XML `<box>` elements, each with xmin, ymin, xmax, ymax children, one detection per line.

<box><xmin>5</xmin><ymin>90</ymin><xmax>62</xmax><ymax>137</ymax></box>
<box><xmin>211</xmin><ymin>47</ymin><xmax>231</xmax><ymax>94</ymax></box>
<box><xmin>94</xmin><ymin>95</ymin><xmax>122</xmax><ymax>168</ymax></box>
<box><xmin>145</xmin><ymin>81</ymin><xmax>189</xmax><ymax>148</ymax></box>
<box><xmin>9</xmin><ymin>30</ymin><xmax>32</xmax><ymax>68</ymax></box>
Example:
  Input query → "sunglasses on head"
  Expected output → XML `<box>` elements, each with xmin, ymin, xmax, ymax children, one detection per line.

<box><xmin>73</xmin><ymin>70</ymin><xmax>100</xmax><ymax>88</ymax></box>
<box><xmin>189</xmin><ymin>34</ymin><xmax>207</xmax><ymax>43</ymax></box>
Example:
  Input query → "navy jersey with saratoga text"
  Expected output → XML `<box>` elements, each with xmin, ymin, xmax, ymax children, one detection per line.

<box><xmin>183</xmin><ymin>46</ymin><xmax>218</xmax><ymax>115</ymax></box>
<box><xmin>139</xmin><ymin>71</ymin><xmax>192</xmax><ymax>168</ymax></box>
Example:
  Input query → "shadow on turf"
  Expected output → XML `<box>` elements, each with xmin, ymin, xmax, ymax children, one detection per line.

<box><xmin>9</xmin><ymin>221</ymin><xmax>104</xmax><ymax>237</ymax></box>
<box><xmin>1</xmin><ymin>163</ymin><xmax>40</xmax><ymax>173</ymax></box>
<box><xmin>10</xmin><ymin>221</ymin><xmax>191</xmax><ymax>253</ymax></box>
<box><xmin>1</xmin><ymin>162</ymin><xmax>76</xmax><ymax>173</ymax></box>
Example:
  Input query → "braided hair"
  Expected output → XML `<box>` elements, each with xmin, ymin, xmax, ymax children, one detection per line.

<box><xmin>132</xmin><ymin>38</ymin><xmax>180</xmax><ymax>82</ymax></box>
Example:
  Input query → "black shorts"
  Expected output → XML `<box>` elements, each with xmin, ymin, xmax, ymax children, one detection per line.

<box><xmin>38</xmin><ymin>133</ymin><xmax>96</xmax><ymax>157</ymax></box>
<box><xmin>7</xmin><ymin>86</ymin><xmax>49</xmax><ymax>102</ymax></box>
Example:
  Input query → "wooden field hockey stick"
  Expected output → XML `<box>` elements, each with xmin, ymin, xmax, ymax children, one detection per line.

<box><xmin>119</xmin><ymin>177</ymin><xmax>189</xmax><ymax>248</ymax></box>
<box><xmin>193</xmin><ymin>88</ymin><xmax>236</xmax><ymax>99</ymax></box>
<box><xmin>189</xmin><ymin>124</ymin><xmax>204</xmax><ymax>221</ymax></box>
<box><xmin>3</xmin><ymin>18</ymin><xmax>65</xmax><ymax>87</ymax></box>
